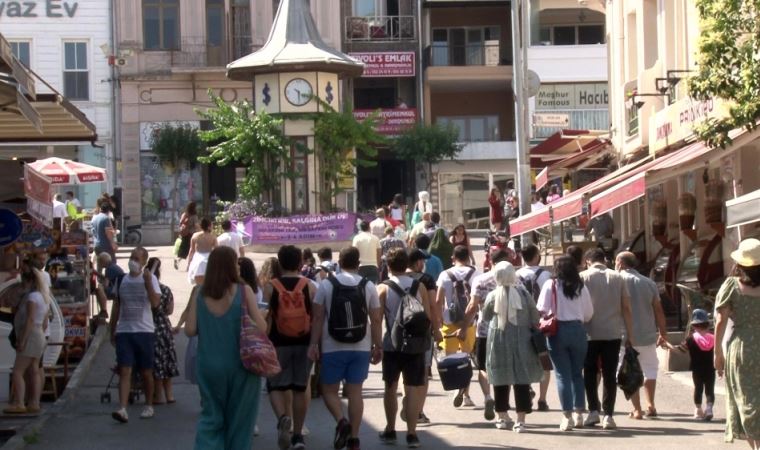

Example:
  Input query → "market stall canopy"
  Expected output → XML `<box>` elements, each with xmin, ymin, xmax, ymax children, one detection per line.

<box><xmin>226</xmin><ymin>0</ymin><xmax>364</xmax><ymax>79</ymax></box>
<box><xmin>726</xmin><ymin>189</ymin><xmax>760</xmax><ymax>229</ymax></box>
<box><xmin>28</xmin><ymin>157</ymin><xmax>106</xmax><ymax>185</ymax></box>
<box><xmin>530</xmin><ymin>130</ymin><xmax>607</xmax><ymax>167</ymax></box>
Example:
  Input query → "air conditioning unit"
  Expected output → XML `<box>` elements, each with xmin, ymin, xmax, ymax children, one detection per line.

<box><xmin>116</xmin><ymin>58</ymin><xmax>128</xmax><ymax>66</ymax></box>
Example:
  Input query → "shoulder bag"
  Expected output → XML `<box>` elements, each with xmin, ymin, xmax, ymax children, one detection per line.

<box><xmin>538</xmin><ymin>280</ymin><xmax>558</xmax><ymax>337</ymax></box>
<box><xmin>239</xmin><ymin>284</ymin><xmax>282</xmax><ymax>377</ymax></box>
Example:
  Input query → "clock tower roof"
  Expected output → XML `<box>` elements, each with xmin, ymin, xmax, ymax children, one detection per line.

<box><xmin>227</xmin><ymin>0</ymin><xmax>364</xmax><ymax>80</ymax></box>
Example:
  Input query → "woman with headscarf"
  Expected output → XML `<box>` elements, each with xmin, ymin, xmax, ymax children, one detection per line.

<box><xmin>482</xmin><ymin>261</ymin><xmax>543</xmax><ymax>432</ymax></box>
<box><xmin>430</xmin><ymin>228</ymin><xmax>454</xmax><ymax>270</ymax></box>
<box><xmin>411</xmin><ymin>191</ymin><xmax>433</xmax><ymax>227</ymax></box>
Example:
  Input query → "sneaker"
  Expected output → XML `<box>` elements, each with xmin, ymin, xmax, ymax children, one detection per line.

<box><xmin>334</xmin><ymin>418</ymin><xmax>351</xmax><ymax>450</ymax></box>
<box><xmin>584</xmin><ymin>410</ymin><xmax>600</xmax><ymax>427</ymax></box>
<box><xmin>513</xmin><ymin>422</ymin><xmax>526</xmax><ymax>433</ymax></box>
<box><xmin>111</xmin><ymin>407</ymin><xmax>128</xmax><ymax>423</ymax></box>
<box><xmin>694</xmin><ymin>407</ymin><xmax>705</xmax><ymax>419</ymax></box>
<box><xmin>559</xmin><ymin>416</ymin><xmax>574</xmax><ymax>432</ymax></box>
<box><xmin>537</xmin><ymin>400</ymin><xmax>549</xmax><ymax>412</ymax></box>
<box><xmin>453</xmin><ymin>390</ymin><xmax>464</xmax><ymax>408</ymax></box>
<box><xmin>290</xmin><ymin>434</ymin><xmax>305</xmax><ymax>450</ymax></box>
<box><xmin>254</xmin><ymin>425</ymin><xmax>260</xmax><ymax>436</ymax></box>
<box><xmin>378</xmin><ymin>429</ymin><xmax>397</xmax><ymax>445</ymax></box>
<box><xmin>484</xmin><ymin>398</ymin><xmax>496</xmax><ymax>421</ymax></box>
<box><xmin>495</xmin><ymin>419</ymin><xmax>509</xmax><ymax>430</ymax></box>
<box><xmin>602</xmin><ymin>415</ymin><xmax>616</xmax><ymax>430</ymax></box>
<box><xmin>278</xmin><ymin>416</ymin><xmax>293</xmax><ymax>450</ymax></box>
<box><xmin>347</xmin><ymin>437</ymin><xmax>361</xmax><ymax>450</ymax></box>
<box><xmin>302</xmin><ymin>425</ymin><xmax>310</xmax><ymax>436</ymax></box>
<box><xmin>418</xmin><ymin>412</ymin><xmax>431</xmax><ymax>424</ymax></box>
<box><xmin>173</xmin><ymin>259</ymin><xmax>179</xmax><ymax>270</ymax></box>
<box><xmin>406</xmin><ymin>434</ymin><xmax>421</xmax><ymax>448</ymax></box>
<box><xmin>704</xmin><ymin>404</ymin><xmax>714</xmax><ymax>422</ymax></box>
<box><xmin>462</xmin><ymin>395</ymin><xmax>476</xmax><ymax>407</ymax></box>
<box><xmin>572</xmin><ymin>412</ymin><xmax>584</xmax><ymax>428</ymax></box>
<box><xmin>140</xmin><ymin>406</ymin><xmax>154</xmax><ymax>419</ymax></box>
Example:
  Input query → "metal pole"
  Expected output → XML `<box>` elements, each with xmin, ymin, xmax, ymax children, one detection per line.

<box><xmin>511</xmin><ymin>0</ymin><xmax>533</xmax><ymax>245</ymax></box>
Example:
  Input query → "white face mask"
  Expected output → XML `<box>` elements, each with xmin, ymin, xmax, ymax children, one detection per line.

<box><xmin>128</xmin><ymin>260</ymin><xmax>143</xmax><ymax>274</ymax></box>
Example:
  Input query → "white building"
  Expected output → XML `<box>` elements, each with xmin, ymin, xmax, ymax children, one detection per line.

<box><xmin>0</xmin><ymin>0</ymin><xmax>114</xmax><ymax>207</ymax></box>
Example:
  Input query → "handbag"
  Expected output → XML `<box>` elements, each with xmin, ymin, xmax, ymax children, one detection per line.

<box><xmin>239</xmin><ymin>284</ymin><xmax>282</xmax><ymax>377</ymax></box>
<box><xmin>538</xmin><ymin>280</ymin><xmax>558</xmax><ymax>337</ymax></box>
<box><xmin>530</xmin><ymin>328</ymin><xmax>554</xmax><ymax>371</ymax></box>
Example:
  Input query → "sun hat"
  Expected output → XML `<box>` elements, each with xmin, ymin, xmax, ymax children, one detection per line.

<box><xmin>690</xmin><ymin>309</ymin><xmax>710</xmax><ymax>325</ymax></box>
<box><xmin>730</xmin><ymin>238</ymin><xmax>760</xmax><ymax>267</ymax></box>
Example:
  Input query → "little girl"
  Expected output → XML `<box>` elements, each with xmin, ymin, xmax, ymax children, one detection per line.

<box><xmin>665</xmin><ymin>309</ymin><xmax>716</xmax><ymax>421</ymax></box>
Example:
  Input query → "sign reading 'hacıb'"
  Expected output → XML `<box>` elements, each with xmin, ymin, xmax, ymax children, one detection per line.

<box><xmin>243</xmin><ymin>213</ymin><xmax>358</xmax><ymax>244</ymax></box>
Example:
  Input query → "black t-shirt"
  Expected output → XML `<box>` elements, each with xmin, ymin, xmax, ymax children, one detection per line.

<box><xmin>408</xmin><ymin>271</ymin><xmax>436</xmax><ymax>292</ymax></box>
<box><xmin>268</xmin><ymin>276</ymin><xmax>313</xmax><ymax>347</ymax></box>
<box><xmin>686</xmin><ymin>336</ymin><xmax>715</xmax><ymax>373</ymax></box>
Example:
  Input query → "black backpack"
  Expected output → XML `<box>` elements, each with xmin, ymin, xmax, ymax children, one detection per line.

<box><xmin>327</xmin><ymin>275</ymin><xmax>369</xmax><ymax>343</ymax></box>
<box><xmin>518</xmin><ymin>268</ymin><xmax>544</xmax><ymax>303</ymax></box>
<box><xmin>446</xmin><ymin>267</ymin><xmax>476</xmax><ymax>324</ymax></box>
<box><xmin>384</xmin><ymin>279</ymin><xmax>431</xmax><ymax>354</ymax></box>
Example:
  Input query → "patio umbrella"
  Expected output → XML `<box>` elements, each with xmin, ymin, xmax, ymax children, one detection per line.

<box><xmin>27</xmin><ymin>156</ymin><xmax>106</xmax><ymax>185</ymax></box>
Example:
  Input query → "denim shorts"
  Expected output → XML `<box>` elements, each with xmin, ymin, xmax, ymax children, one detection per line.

<box><xmin>115</xmin><ymin>333</ymin><xmax>155</xmax><ymax>370</ymax></box>
<box><xmin>320</xmin><ymin>351</ymin><xmax>371</xmax><ymax>385</ymax></box>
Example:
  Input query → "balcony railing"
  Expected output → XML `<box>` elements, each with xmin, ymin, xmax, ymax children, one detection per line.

<box><xmin>345</xmin><ymin>16</ymin><xmax>416</xmax><ymax>41</ymax></box>
<box><xmin>168</xmin><ymin>36</ymin><xmax>252</xmax><ymax>68</ymax></box>
<box><xmin>424</xmin><ymin>43</ymin><xmax>511</xmax><ymax>67</ymax></box>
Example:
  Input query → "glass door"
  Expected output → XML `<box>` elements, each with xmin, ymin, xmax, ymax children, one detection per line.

<box><xmin>466</xmin><ymin>28</ymin><xmax>484</xmax><ymax>65</ymax></box>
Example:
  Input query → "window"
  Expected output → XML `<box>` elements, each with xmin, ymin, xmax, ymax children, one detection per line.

<box><xmin>353</xmin><ymin>0</ymin><xmax>383</xmax><ymax>16</ymax></box>
<box><xmin>206</xmin><ymin>0</ymin><xmax>225</xmax><ymax>66</ymax></box>
<box><xmin>143</xmin><ymin>0</ymin><xmax>180</xmax><ymax>50</ymax></box>
<box><xmin>431</xmin><ymin>26</ymin><xmax>502</xmax><ymax>66</ymax></box>
<box><xmin>578</xmin><ymin>25</ymin><xmax>604</xmax><ymax>44</ymax></box>
<box><xmin>63</xmin><ymin>42</ymin><xmax>88</xmax><ymax>101</ymax></box>
<box><xmin>537</xmin><ymin>24</ymin><xmax>606</xmax><ymax>45</ymax></box>
<box><xmin>553</xmin><ymin>26</ymin><xmax>576</xmax><ymax>45</ymax></box>
<box><xmin>626</xmin><ymin>102</ymin><xmax>639</xmax><ymax>136</ymax></box>
<box><xmin>231</xmin><ymin>0</ymin><xmax>252</xmax><ymax>59</ymax></box>
<box><xmin>10</xmin><ymin>41</ymin><xmax>30</xmax><ymax>67</ymax></box>
<box><xmin>438</xmin><ymin>116</ymin><xmax>499</xmax><ymax>142</ymax></box>
<box><xmin>290</xmin><ymin>138</ymin><xmax>309</xmax><ymax>214</ymax></box>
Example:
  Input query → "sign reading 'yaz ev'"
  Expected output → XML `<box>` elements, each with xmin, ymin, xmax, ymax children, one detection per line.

<box><xmin>0</xmin><ymin>0</ymin><xmax>78</xmax><ymax>18</ymax></box>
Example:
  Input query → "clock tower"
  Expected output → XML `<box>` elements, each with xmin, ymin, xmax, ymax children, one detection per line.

<box><xmin>227</xmin><ymin>0</ymin><xmax>364</xmax><ymax>214</ymax></box>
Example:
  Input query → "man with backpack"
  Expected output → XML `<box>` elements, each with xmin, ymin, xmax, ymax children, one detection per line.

<box><xmin>308</xmin><ymin>247</ymin><xmax>383</xmax><ymax>450</ymax></box>
<box><xmin>435</xmin><ymin>245</ymin><xmax>481</xmax><ymax>408</ymax></box>
<box><xmin>515</xmin><ymin>244</ymin><xmax>553</xmax><ymax>411</ymax></box>
<box><xmin>377</xmin><ymin>248</ymin><xmax>433</xmax><ymax>448</ymax></box>
<box><xmin>263</xmin><ymin>245</ymin><xmax>317</xmax><ymax>450</ymax></box>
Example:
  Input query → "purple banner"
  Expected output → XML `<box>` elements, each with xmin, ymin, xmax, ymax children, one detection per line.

<box><xmin>243</xmin><ymin>213</ymin><xmax>357</xmax><ymax>244</ymax></box>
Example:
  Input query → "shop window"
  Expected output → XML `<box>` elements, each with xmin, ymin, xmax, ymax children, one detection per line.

<box><xmin>143</xmin><ymin>0</ymin><xmax>180</xmax><ymax>50</ymax></box>
<box><xmin>140</xmin><ymin>155</ymin><xmax>203</xmax><ymax>225</ymax></box>
<box><xmin>438</xmin><ymin>115</ymin><xmax>499</xmax><ymax>142</ymax></box>
<box><xmin>63</xmin><ymin>42</ymin><xmax>88</xmax><ymax>101</ymax></box>
<box><xmin>9</xmin><ymin>41</ymin><xmax>30</xmax><ymax>67</ymax></box>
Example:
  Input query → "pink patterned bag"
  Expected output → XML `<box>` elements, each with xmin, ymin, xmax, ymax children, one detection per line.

<box><xmin>239</xmin><ymin>284</ymin><xmax>281</xmax><ymax>377</ymax></box>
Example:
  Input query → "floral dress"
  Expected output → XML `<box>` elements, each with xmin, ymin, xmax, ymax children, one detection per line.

<box><xmin>715</xmin><ymin>276</ymin><xmax>760</xmax><ymax>442</ymax></box>
<box><xmin>153</xmin><ymin>284</ymin><xmax>179</xmax><ymax>379</ymax></box>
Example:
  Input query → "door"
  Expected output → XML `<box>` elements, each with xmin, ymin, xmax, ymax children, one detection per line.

<box><xmin>206</xmin><ymin>0</ymin><xmax>225</xmax><ymax>66</ymax></box>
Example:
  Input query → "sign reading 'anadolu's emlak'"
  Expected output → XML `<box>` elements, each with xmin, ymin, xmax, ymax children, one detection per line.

<box><xmin>0</xmin><ymin>0</ymin><xmax>78</xmax><ymax>18</ymax></box>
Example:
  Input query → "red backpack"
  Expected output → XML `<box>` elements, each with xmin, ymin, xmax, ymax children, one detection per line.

<box><xmin>271</xmin><ymin>277</ymin><xmax>311</xmax><ymax>338</ymax></box>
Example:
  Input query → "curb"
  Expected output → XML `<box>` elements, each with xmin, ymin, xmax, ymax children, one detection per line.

<box><xmin>1</xmin><ymin>325</ymin><xmax>108</xmax><ymax>449</ymax></box>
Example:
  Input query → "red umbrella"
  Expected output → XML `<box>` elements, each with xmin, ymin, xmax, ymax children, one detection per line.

<box><xmin>27</xmin><ymin>157</ymin><xmax>106</xmax><ymax>185</ymax></box>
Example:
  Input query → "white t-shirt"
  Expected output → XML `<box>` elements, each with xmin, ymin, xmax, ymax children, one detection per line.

<box><xmin>370</xmin><ymin>218</ymin><xmax>391</xmax><ymax>239</ymax></box>
<box><xmin>531</xmin><ymin>201</ymin><xmax>546</xmax><ymax>212</ymax></box>
<box><xmin>52</xmin><ymin>200</ymin><xmax>68</xmax><ymax>218</ymax></box>
<box><xmin>314</xmin><ymin>272</ymin><xmax>380</xmax><ymax>353</ymax></box>
<box><xmin>352</xmin><ymin>232</ymin><xmax>380</xmax><ymax>267</ymax></box>
<box><xmin>217</xmin><ymin>231</ymin><xmax>243</xmax><ymax>253</ymax></box>
<box><xmin>470</xmin><ymin>271</ymin><xmax>497</xmax><ymax>338</ymax></box>
<box><xmin>537</xmin><ymin>280</ymin><xmax>594</xmax><ymax>323</ymax></box>
<box><xmin>515</xmin><ymin>266</ymin><xmax>552</xmax><ymax>294</ymax></box>
<box><xmin>436</xmin><ymin>265</ymin><xmax>481</xmax><ymax>325</ymax></box>
<box><xmin>116</xmin><ymin>273</ymin><xmax>160</xmax><ymax>334</ymax></box>
<box><xmin>26</xmin><ymin>291</ymin><xmax>50</xmax><ymax>327</ymax></box>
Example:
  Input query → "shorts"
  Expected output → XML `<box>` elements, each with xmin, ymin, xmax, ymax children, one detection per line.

<box><xmin>267</xmin><ymin>345</ymin><xmax>313</xmax><ymax>392</ymax></box>
<box><xmin>622</xmin><ymin>344</ymin><xmax>659</xmax><ymax>380</ymax></box>
<box><xmin>320</xmin><ymin>351</ymin><xmax>371</xmax><ymax>385</ymax></box>
<box><xmin>441</xmin><ymin>323</ymin><xmax>476</xmax><ymax>354</ymax></box>
<box><xmin>474</xmin><ymin>337</ymin><xmax>487</xmax><ymax>371</ymax></box>
<box><xmin>19</xmin><ymin>328</ymin><xmax>46</xmax><ymax>359</ymax></box>
<box><xmin>382</xmin><ymin>351</ymin><xmax>426</xmax><ymax>387</ymax></box>
<box><xmin>115</xmin><ymin>333</ymin><xmax>155</xmax><ymax>370</ymax></box>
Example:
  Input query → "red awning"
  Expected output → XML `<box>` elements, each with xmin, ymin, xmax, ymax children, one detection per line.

<box><xmin>589</xmin><ymin>174</ymin><xmax>646</xmax><ymax>217</ymax></box>
<box><xmin>530</xmin><ymin>130</ymin><xmax>606</xmax><ymax>170</ymax></box>
<box><xmin>509</xmin><ymin>208</ymin><xmax>551</xmax><ymax>236</ymax></box>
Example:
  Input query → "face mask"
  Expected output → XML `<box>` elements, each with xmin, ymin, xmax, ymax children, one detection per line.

<box><xmin>128</xmin><ymin>260</ymin><xmax>142</xmax><ymax>274</ymax></box>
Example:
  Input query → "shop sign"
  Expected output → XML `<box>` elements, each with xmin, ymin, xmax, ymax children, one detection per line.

<box><xmin>23</xmin><ymin>165</ymin><xmax>51</xmax><ymax>204</ymax></box>
<box><xmin>533</xmin><ymin>113</ymin><xmax>570</xmax><ymax>128</ymax></box>
<box><xmin>18</xmin><ymin>216</ymin><xmax>54</xmax><ymax>247</ymax></box>
<box><xmin>535</xmin><ymin>83</ymin><xmax>608</xmax><ymax>110</ymax></box>
<box><xmin>349</xmin><ymin>52</ymin><xmax>415</xmax><ymax>77</ymax></box>
<box><xmin>0</xmin><ymin>208</ymin><xmax>22</xmax><ymax>247</ymax></box>
<box><xmin>27</xmin><ymin>197</ymin><xmax>52</xmax><ymax>228</ymax></box>
<box><xmin>0</xmin><ymin>1</ymin><xmax>79</xmax><ymax>18</ymax></box>
<box><xmin>353</xmin><ymin>108</ymin><xmax>417</xmax><ymax>136</ymax></box>
<box><xmin>139</xmin><ymin>121</ymin><xmax>200</xmax><ymax>151</ymax></box>
<box><xmin>649</xmin><ymin>96</ymin><xmax>731</xmax><ymax>154</ymax></box>
<box><xmin>242</xmin><ymin>213</ymin><xmax>357</xmax><ymax>244</ymax></box>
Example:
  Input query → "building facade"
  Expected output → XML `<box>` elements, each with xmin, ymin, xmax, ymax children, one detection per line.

<box><xmin>0</xmin><ymin>0</ymin><xmax>114</xmax><ymax>207</ymax></box>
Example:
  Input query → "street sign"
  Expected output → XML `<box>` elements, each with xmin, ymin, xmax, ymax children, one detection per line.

<box><xmin>533</xmin><ymin>113</ymin><xmax>570</xmax><ymax>128</ymax></box>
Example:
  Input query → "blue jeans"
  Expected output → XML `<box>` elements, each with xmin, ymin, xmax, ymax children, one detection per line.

<box><xmin>547</xmin><ymin>321</ymin><xmax>588</xmax><ymax>412</ymax></box>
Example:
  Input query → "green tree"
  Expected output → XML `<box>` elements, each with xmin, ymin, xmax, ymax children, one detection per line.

<box><xmin>313</xmin><ymin>99</ymin><xmax>385</xmax><ymax>211</ymax></box>
<box><xmin>149</xmin><ymin>123</ymin><xmax>205</xmax><ymax>235</ymax></box>
<box><xmin>391</xmin><ymin>123</ymin><xmax>463</xmax><ymax>190</ymax></box>
<box><xmin>196</xmin><ymin>91</ymin><xmax>293</xmax><ymax>201</ymax></box>
<box><xmin>689</xmin><ymin>0</ymin><xmax>760</xmax><ymax>148</ymax></box>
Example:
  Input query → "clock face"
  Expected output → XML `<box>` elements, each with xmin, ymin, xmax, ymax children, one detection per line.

<box><xmin>284</xmin><ymin>78</ymin><xmax>313</xmax><ymax>106</ymax></box>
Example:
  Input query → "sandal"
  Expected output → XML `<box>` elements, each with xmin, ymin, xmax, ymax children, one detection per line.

<box><xmin>629</xmin><ymin>410</ymin><xmax>643</xmax><ymax>420</ymax></box>
<box><xmin>3</xmin><ymin>406</ymin><xmax>27</xmax><ymax>414</ymax></box>
<box><xmin>166</xmin><ymin>399</ymin><xmax>176</xmax><ymax>404</ymax></box>
<box><xmin>644</xmin><ymin>408</ymin><xmax>658</xmax><ymax>418</ymax></box>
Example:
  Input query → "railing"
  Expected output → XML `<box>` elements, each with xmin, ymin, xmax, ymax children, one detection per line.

<box><xmin>424</xmin><ymin>43</ymin><xmax>511</xmax><ymax>67</ymax></box>
<box><xmin>168</xmin><ymin>36</ymin><xmax>252</xmax><ymax>68</ymax></box>
<box><xmin>345</xmin><ymin>16</ymin><xmax>416</xmax><ymax>41</ymax></box>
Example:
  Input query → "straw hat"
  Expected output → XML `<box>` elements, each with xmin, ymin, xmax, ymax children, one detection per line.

<box><xmin>731</xmin><ymin>238</ymin><xmax>760</xmax><ymax>267</ymax></box>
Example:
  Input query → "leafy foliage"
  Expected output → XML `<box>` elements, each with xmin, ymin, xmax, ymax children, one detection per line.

<box><xmin>688</xmin><ymin>0</ymin><xmax>760</xmax><ymax>148</ymax></box>
<box><xmin>391</xmin><ymin>123</ymin><xmax>463</xmax><ymax>188</ymax></box>
<box><xmin>150</xmin><ymin>123</ymin><xmax>205</xmax><ymax>169</ymax></box>
<box><xmin>196</xmin><ymin>90</ymin><xmax>293</xmax><ymax>200</ymax></box>
<box><xmin>312</xmin><ymin>98</ymin><xmax>386</xmax><ymax>211</ymax></box>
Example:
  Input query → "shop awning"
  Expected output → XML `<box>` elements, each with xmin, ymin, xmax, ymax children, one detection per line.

<box><xmin>726</xmin><ymin>189</ymin><xmax>760</xmax><ymax>228</ymax></box>
<box><xmin>530</xmin><ymin>129</ymin><xmax>606</xmax><ymax>168</ymax></box>
<box><xmin>535</xmin><ymin>140</ymin><xmax>611</xmax><ymax>190</ymax></box>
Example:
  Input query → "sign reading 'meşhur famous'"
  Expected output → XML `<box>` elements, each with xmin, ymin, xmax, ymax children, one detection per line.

<box><xmin>0</xmin><ymin>0</ymin><xmax>78</xmax><ymax>18</ymax></box>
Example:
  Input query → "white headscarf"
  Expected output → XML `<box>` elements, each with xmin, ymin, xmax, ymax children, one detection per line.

<box><xmin>492</xmin><ymin>261</ymin><xmax>521</xmax><ymax>330</ymax></box>
<box><xmin>416</xmin><ymin>191</ymin><xmax>431</xmax><ymax>215</ymax></box>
